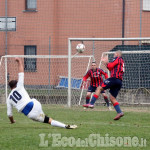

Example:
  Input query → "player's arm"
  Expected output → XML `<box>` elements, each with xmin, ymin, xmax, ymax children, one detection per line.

<box><xmin>107</xmin><ymin>58</ymin><xmax>119</xmax><ymax>71</ymax></box>
<box><xmin>15</xmin><ymin>57</ymin><xmax>24</xmax><ymax>88</ymax></box>
<box><xmin>101</xmin><ymin>54</ymin><xmax>109</xmax><ymax>65</ymax></box>
<box><xmin>101</xmin><ymin>55</ymin><xmax>119</xmax><ymax>71</ymax></box>
<box><xmin>9</xmin><ymin>116</ymin><xmax>15</xmax><ymax>124</ymax></box>
<box><xmin>83</xmin><ymin>71</ymin><xmax>90</xmax><ymax>82</ymax></box>
<box><xmin>101</xmin><ymin>70</ymin><xmax>108</xmax><ymax>79</ymax></box>
<box><xmin>15</xmin><ymin>57</ymin><xmax>24</xmax><ymax>73</ymax></box>
<box><xmin>7</xmin><ymin>99</ymin><xmax>15</xmax><ymax>124</ymax></box>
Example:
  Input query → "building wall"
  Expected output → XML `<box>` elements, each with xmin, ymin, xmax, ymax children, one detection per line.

<box><xmin>0</xmin><ymin>0</ymin><xmax>150</xmax><ymax>86</ymax></box>
<box><xmin>1</xmin><ymin>0</ymin><xmax>150</xmax><ymax>55</ymax></box>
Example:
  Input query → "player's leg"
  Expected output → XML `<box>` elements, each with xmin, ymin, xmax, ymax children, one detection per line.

<box><xmin>88</xmin><ymin>86</ymin><xmax>104</xmax><ymax>107</ymax></box>
<box><xmin>88</xmin><ymin>78</ymin><xmax>113</xmax><ymax>107</ymax></box>
<box><xmin>102</xmin><ymin>92</ymin><xmax>109</xmax><ymax>107</ymax></box>
<box><xmin>83</xmin><ymin>86</ymin><xmax>96</xmax><ymax>108</ymax></box>
<box><xmin>89</xmin><ymin>78</ymin><xmax>114</xmax><ymax>110</ymax></box>
<box><xmin>102</xmin><ymin>92</ymin><xmax>112</xmax><ymax>110</ymax></box>
<box><xmin>109</xmin><ymin>94</ymin><xmax>124</xmax><ymax>120</ymax></box>
<box><xmin>48</xmin><ymin>118</ymin><xmax>77</xmax><ymax>129</ymax></box>
<box><xmin>28</xmin><ymin>99</ymin><xmax>77</xmax><ymax>129</ymax></box>
<box><xmin>108</xmin><ymin>79</ymin><xmax>124</xmax><ymax>120</ymax></box>
<box><xmin>86</xmin><ymin>92</ymin><xmax>92</xmax><ymax>104</ymax></box>
<box><xmin>82</xmin><ymin>92</ymin><xmax>92</xmax><ymax>108</ymax></box>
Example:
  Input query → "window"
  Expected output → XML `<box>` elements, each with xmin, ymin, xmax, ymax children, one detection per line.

<box><xmin>0</xmin><ymin>17</ymin><xmax>16</xmax><ymax>31</ymax></box>
<box><xmin>24</xmin><ymin>46</ymin><xmax>37</xmax><ymax>72</ymax></box>
<box><xmin>26</xmin><ymin>0</ymin><xmax>37</xmax><ymax>10</ymax></box>
<box><xmin>143</xmin><ymin>0</ymin><xmax>150</xmax><ymax>11</ymax></box>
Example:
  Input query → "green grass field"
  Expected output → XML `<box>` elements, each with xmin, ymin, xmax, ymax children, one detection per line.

<box><xmin>0</xmin><ymin>105</ymin><xmax>150</xmax><ymax>150</ymax></box>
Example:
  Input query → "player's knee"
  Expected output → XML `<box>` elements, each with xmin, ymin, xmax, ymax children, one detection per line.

<box><xmin>96</xmin><ymin>86</ymin><xmax>102</xmax><ymax>95</ymax></box>
<box><xmin>44</xmin><ymin>116</ymin><xmax>50</xmax><ymax>124</ymax></box>
<box><xmin>86</xmin><ymin>93</ymin><xmax>91</xmax><ymax>97</ymax></box>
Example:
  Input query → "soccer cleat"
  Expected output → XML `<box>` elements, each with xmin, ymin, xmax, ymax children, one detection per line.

<box><xmin>114</xmin><ymin>112</ymin><xmax>124</xmax><ymax>120</ymax></box>
<box><xmin>88</xmin><ymin>104</ymin><xmax>94</xmax><ymax>109</ymax></box>
<box><xmin>83</xmin><ymin>104</ymin><xmax>90</xmax><ymax>108</ymax></box>
<box><xmin>83</xmin><ymin>104</ymin><xmax>94</xmax><ymax>108</ymax></box>
<box><xmin>65</xmin><ymin>125</ymin><xmax>77</xmax><ymax>129</ymax></box>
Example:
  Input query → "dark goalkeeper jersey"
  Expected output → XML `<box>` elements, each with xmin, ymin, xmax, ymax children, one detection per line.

<box><xmin>107</xmin><ymin>57</ymin><xmax>124</xmax><ymax>80</ymax></box>
<box><xmin>83</xmin><ymin>68</ymin><xmax>108</xmax><ymax>87</ymax></box>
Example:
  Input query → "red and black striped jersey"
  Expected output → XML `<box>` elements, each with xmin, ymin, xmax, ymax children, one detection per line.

<box><xmin>107</xmin><ymin>57</ymin><xmax>124</xmax><ymax>80</ymax></box>
<box><xmin>83</xmin><ymin>68</ymin><xmax>108</xmax><ymax>87</ymax></box>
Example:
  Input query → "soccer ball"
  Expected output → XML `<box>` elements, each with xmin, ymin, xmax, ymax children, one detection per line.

<box><xmin>76</xmin><ymin>43</ymin><xmax>85</xmax><ymax>53</ymax></box>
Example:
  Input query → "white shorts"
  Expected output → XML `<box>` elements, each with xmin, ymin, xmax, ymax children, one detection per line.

<box><xmin>27</xmin><ymin>99</ymin><xmax>45</xmax><ymax>122</ymax></box>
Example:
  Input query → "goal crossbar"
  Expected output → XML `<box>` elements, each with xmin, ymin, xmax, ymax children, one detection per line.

<box><xmin>102</xmin><ymin>50</ymin><xmax>150</xmax><ymax>55</ymax></box>
<box><xmin>1</xmin><ymin>55</ymin><xmax>93</xmax><ymax>59</ymax></box>
<box><xmin>69</xmin><ymin>37</ymin><xmax>150</xmax><ymax>41</ymax></box>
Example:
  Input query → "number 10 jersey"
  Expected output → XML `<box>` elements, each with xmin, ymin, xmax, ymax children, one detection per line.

<box><xmin>7</xmin><ymin>73</ymin><xmax>32</xmax><ymax>117</ymax></box>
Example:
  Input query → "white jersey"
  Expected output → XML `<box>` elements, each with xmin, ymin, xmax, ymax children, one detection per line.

<box><xmin>7</xmin><ymin>72</ymin><xmax>32</xmax><ymax>117</ymax></box>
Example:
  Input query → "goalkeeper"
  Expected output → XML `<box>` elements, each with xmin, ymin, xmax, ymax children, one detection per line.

<box><xmin>7</xmin><ymin>58</ymin><xmax>77</xmax><ymax>129</ymax></box>
<box><xmin>82</xmin><ymin>61</ymin><xmax>111</xmax><ymax>110</ymax></box>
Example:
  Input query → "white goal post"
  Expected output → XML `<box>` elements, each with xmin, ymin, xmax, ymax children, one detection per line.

<box><xmin>0</xmin><ymin>55</ymin><xmax>93</xmax><ymax>107</ymax></box>
<box><xmin>68</xmin><ymin>37</ymin><xmax>150</xmax><ymax>106</ymax></box>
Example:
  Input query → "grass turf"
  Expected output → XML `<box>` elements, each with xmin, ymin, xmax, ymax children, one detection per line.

<box><xmin>0</xmin><ymin>105</ymin><xmax>150</xmax><ymax>150</ymax></box>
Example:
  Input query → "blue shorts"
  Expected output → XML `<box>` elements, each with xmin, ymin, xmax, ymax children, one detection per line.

<box><xmin>102</xmin><ymin>78</ymin><xmax>122</xmax><ymax>98</ymax></box>
<box><xmin>88</xmin><ymin>85</ymin><xmax>105</xmax><ymax>93</ymax></box>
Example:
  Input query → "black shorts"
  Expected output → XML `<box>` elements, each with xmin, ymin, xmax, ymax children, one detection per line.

<box><xmin>88</xmin><ymin>85</ymin><xmax>105</xmax><ymax>93</ymax></box>
<box><xmin>102</xmin><ymin>78</ymin><xmax>122</xmax><ymax>98</ymax></box>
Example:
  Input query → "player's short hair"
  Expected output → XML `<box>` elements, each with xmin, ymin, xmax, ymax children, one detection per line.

<box><xmin>116</xmin><ymin>50</ymin><xmax>122</xmax><ymax>57</ymax></box>
<box><xmin>8</xmin><ymin>80</ymin><xmax>17</xmax><ymax>89</ymax></box>
<box><xmin>92</xmin><ymin>61</ymin><xmax>96</xmax><ymax>64</ymax></box>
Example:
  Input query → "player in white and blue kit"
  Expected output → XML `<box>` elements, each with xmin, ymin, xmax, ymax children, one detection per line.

<box><xmin>7</xmin><ymin>58</ymin><xmax>77</xmax><ymax>129</ymax></box>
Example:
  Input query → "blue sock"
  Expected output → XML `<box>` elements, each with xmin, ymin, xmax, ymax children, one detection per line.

<box><xmin>90</xmin><ymin>94</ymin><xmax>98</xmax><ymax>105</ymax></box>
<box><xmin>113</xmin><ymin>102</ymin><xmax>122</xmax><ymax>113</ymax></box>
<box><xmin>86</xmin><ymin>96</ymin><xmax>90</xmax><ymax>104</ymax></box>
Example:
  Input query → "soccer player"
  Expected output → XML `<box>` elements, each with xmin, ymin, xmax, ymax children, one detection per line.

<box><xmin>82</xmin><ymin>61</ymin><xmax>111</xmax><ymax>110</ymax></box>
<box><xmin>7</xmin><ymin>58</ymin><xmax>77</xmax><ymax>129</ymax></box>
<box><xmin>83</xmin><ymin>51</ymin><xmax>124</xmax><ymax>120</ymax></box>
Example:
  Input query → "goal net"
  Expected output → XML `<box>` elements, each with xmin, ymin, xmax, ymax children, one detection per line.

<box><xmin>69</xmin><ymin>38</ymin><xmax>150</xmax><ymax>106</ymax></box>
<box><xmin>100</xmin><ymin>51</ymin><xmax>150</xmax><ymax>105</ymax></box>
<box><xmin>0</xmin><ymin>55</ymin><xmax>93</xmax><ymax>106</ymax></box>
